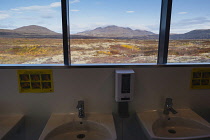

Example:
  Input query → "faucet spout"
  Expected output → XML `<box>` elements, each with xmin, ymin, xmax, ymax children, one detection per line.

<box><xmin>169</xmin><ymin>107</ymin><xmax>178</xmax><ymax>114</ymax></box>
<box><xmin>163</xmin><ymin>98</ymin><xmax>177</xmax><ymax>115</ymax></box>
<box><xmin>77</xmin><ymin>100</ymin><xmax>85</xmax><ymax>118</ymax></box>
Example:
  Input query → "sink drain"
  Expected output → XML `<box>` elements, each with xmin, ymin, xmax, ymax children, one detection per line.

<box><xmin>168</xmin><ymin>129</ymin><xmax>176</xmax><ymax>134</ymax></box>
<box><xmin>77</xmin><ymin>134</ymin><xmax>85</xmax><ymax>139</ymax></box>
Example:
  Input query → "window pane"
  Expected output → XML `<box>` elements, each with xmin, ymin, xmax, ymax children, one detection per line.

<box><xmin>69</xmin><ymin>0</ymin><xmax>161</xmax><ymax>64</ymax></box>
<box><xmin>0</xmin><ymin>0</ymin><xmax>63</xmax><ymax>64</ymax></box>
<box><xmin>168</xmin><ymin>0</ymin><xmax>210</xmax><ymax>63</ymax></box>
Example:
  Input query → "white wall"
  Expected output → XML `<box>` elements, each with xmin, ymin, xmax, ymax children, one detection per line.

<box><xmin>0</xmin><ymin>67</ymin><xmax>210</xmax><ymax>139</ymax></box>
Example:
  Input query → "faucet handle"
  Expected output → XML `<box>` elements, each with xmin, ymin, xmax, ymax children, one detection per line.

<box><xmin>165</xmin><ymin>98</ymin><xmax>173</xmax><ymax>106</ymax></box>
<box><xmin>77</xmin><ymin>100</ymin><xmax>84</xmax><ymax>108</ymax></box>
<box><xmin>166</xmin><ymin>98</ymin><xmax>172</xmax><ymax>102</ymax></box>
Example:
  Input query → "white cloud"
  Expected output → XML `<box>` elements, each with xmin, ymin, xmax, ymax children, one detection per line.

<box><xmin>11</xmin><ymin>5</ymin><xmax>48</xmax><ymax>11</ymax></box>
<box><xmin>171</xmin><ymin>17</ymin><xmax>210</xmax><ymax>33</ymax></box>
<box><xmin>126</xmin><ymin>11</ymin><xmax>135</xmax><ymax>13</ymax></box>
<box><xmin>128</xmin><ymin>24</ymin><xmax>150</xmax><ymax>31</ymax></box>
<box><xmin>70</xmin><ymin>0</ymin><xmax>80</xmax><ymax>4</ymax></box>
<box><xmin>0</xmin><ymin>14</ymin><xmax>10</xmax><ymax>20</ymax></box>
<box><xmin>11</xmin><ymin>2</ymin><xmax>61</xmax><ymax>11</ymax></box>
<box><xmin>70</xmin><ymin>9</ymin><xmax>80</xmax><ymax>12</ymax></box>
<box><xmin>11</xmin><ymin>1</ymin><xmax>77</xmax><ymax>12</ymax></box>
<box><xmin>50</xmin><ymin>2</ymin><xmax>61</xmax><ymax>8</ymax></box>
<box><xmin>178</xmin><ymin>12</ymin><xmax>188</xmax><ymax>15</ymax></box>
<box><xmin>0</xmin><ymin>24</ymin><xmax>16</xmax><ymax>29</ymax></box>
<box><xmin>41</xmin><ymin>15</ymin><xmax>54</xmax><ymax>19</ymax></box>
<box><xmin>172</xmin><ymin>17</ymin><xmax>210</xmax><ymax>27</ymax></box>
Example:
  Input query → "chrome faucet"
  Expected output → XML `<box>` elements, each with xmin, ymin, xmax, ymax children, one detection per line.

<box><xmin>76</xmin><ymin>100</ymin><xmax>85</xmax><ymax>118</ymax></box>
<box><xmin>163</xmin><ymin>98</ymin><xmax>178</xmax><ymax>115</ymax></box>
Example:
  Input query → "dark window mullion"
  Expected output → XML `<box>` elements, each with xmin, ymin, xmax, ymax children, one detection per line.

<box><xmin>61</xmin><ymin>0</ymin><xmax>71</xmax><ymax>65</ymax></box>
<box><xmin>157</xmin><ymin>0</ymin><xmax>173</xmax><ymax>64</ymax></box>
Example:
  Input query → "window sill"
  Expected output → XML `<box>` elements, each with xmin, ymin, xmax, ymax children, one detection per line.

<box><xmin>0</xmin><ymin>63</ymin><xmax>210</xmax><ymax>69</ymax></box>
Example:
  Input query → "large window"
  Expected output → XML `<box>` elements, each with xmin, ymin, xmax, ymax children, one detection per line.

<box><xmin>1</xmin><ymin>0</ymin><xmax>210</xmax><ymax>66</ymax></box>
<box><xmin>69</xmin><ymin>0</ymin><xmax>161</xmax><ymax>64</ymax></box>
<box><xmin>0</xmin><ymin>0</ymin><xmax>63</xmax><ymax>64</ymax></box>
<box><xmin>168</xmin><ymin>0</ymin><xmax>210</xmax><ymax>63</ymax></box>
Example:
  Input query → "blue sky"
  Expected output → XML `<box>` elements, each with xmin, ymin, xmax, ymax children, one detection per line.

<box><xmin>0</xmin><ymin>0</ymin><xmax>210</xmax><ymax>34</ymax></box>
<box><xmin>170</xmin><ymin>0</ymin><xmax>210</xmax><ymax>33</ymax></box>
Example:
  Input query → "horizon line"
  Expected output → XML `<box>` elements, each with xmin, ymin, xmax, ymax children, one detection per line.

<box><xmin>0</xmin><ymin>24</ymin><xmax>209</xmax><ymax>35</ymax></box>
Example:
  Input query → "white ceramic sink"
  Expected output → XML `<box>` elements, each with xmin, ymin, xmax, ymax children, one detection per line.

<box><xmin>137</xmin><ymin>109</ymin><xmax>210</xmax><ymax>140</ymax></box>
<box><xmin>0</xmin><ymin>114</ymin><xmax>24</xmax><ymax>139</ymax></box>
<box><xmin>39</xmin><ymin>113</ymin><xmax>117</xmax><ymax>140</ymax></box>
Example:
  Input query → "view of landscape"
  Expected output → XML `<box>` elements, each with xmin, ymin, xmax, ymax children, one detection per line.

<box><xmin>0</xmin><ymin>0</ymin><xmax>210</xmax><ymax>64</ymax></box>
<box><xmin>1</xmin><ymin>25</ymin><xmax>210</xmax><ymax>64</ymax></box>
<box><xmin>0</xmin><ymin>25</ymin><xmax>159</xmax><ymax>64</ymax></box>
<box><xmin>0</xmin><ymin>25</ymin><xmax>63</xmax><ymax>64</ymax></box>
<box><xmin>168</xmin><ymin>0</ymin><xmax>210</xmax><ymax>63</ymax></box>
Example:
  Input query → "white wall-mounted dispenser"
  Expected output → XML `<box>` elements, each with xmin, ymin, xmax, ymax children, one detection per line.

<box><xmin>115</xmin><ymin>69</ymin><xmax>134</xmax><ymax>102</ymax></box>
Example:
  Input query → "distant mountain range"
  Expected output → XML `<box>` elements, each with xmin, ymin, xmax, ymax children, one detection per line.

<box><xmin>76</xmin><ymin>25</ymin><xmax>155</xmax><ymax>38</ymax></box>
<box><xmin>170</xmin><ymin>29</ymin><xmax>210</xmax><ymax>40</ymax></box>
<box><xmin>0</xmin><ymin>25</ymin><xmax>62</xmax><ymax>38</ymax></box>
<box><xmin>1</xmin><ymin>25</ymin><xmax>210</xmax><ymax>40</ymax></box>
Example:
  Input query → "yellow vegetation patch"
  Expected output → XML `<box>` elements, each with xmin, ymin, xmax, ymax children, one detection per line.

<box><xmin>12</xmin><ymin>45</ymin><xmax>47</xmax><ymax>56</ymax></box>
<box><xmin>121</xmin><ymin>44</ymin><xmax>139</xmax><ymax>50</ymax></box>
<box><xmin>97</xmin><ymin>51</ymin><xmax>111</xmax><ymax>55</ymax></box>
<box><xmin>4</xmin><ymin>44</ymin><xmax>62</xmax><ymax>57</ymax></box>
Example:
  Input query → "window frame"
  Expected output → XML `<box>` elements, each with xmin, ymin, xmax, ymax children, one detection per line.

<box><xmin>157</xmin><ymin>0</ymin><xmax>172</xmax><ymax>64</ymax></box>
<box><xmin>0</xmin><ymin>0</ymin><xmax>210</xmax><ymax>69</ymax></box>
<box><xmin>62</xmin><ymin>0</ymin><xmax>71</xmax><ymax>66</ymax></box>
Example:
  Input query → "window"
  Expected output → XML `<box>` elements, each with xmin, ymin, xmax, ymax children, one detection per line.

<box><xmin>0</xmin><ymin>0</ymin><xmax>210</xmax><ymax>66</ymax></box>
<box><xmin>168</xmin><ymin>0</ymin><xmax>210</xmax><ymax>63</ymax></box>
<box><xmin>69</xmin><ymin>0</ymin><xmax>161</xmax><ymax>64</ymax></box>
<box><xmin>0</xmin><ymin>0</ymin><xmax>63</xmax><ymax>64</ymax></box>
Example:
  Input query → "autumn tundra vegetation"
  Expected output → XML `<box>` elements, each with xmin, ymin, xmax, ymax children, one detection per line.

<box><xmin>0</xmin><ymin>25</ymin><xmax>210</xmax><ymax>64</ymax></box>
